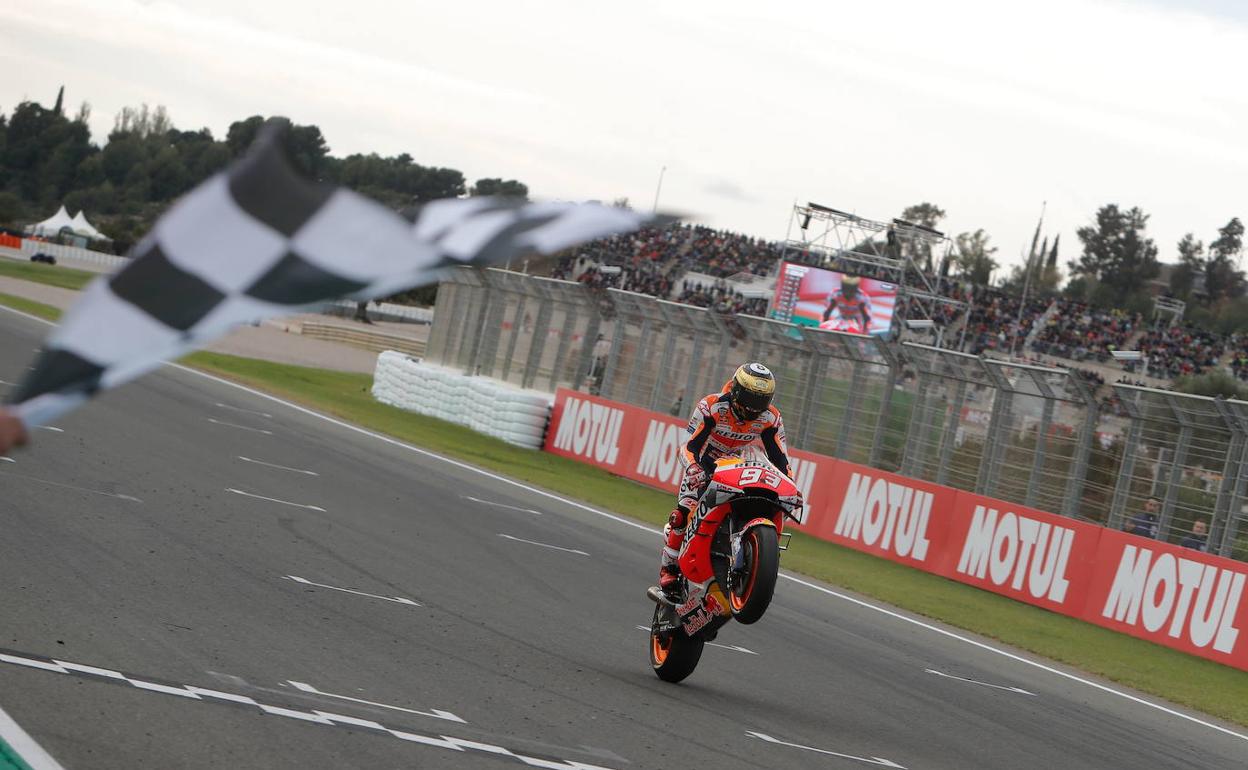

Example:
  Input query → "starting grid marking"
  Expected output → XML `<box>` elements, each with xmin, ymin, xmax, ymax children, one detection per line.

<box><xmin>0</xmin><ymin>649</ymin><xmax>615</xmax><ymax>770</ymax></box>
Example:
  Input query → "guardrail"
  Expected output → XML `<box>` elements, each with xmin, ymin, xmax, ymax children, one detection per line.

<box><xmin>323</xmin><ymin>299</ymin><xmax>433</xmax><ymax>324</ymax></box>
<box><xmin>19</xmin><ymin>240</ymin><xmax>128</xmax><ymax>270</ymax></box>
<box><xmin>300</xmin><ymin>321</ymin><xmax>426</xmax><ymax>358</ymax></box>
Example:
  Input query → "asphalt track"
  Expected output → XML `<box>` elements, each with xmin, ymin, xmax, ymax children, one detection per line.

<box><xmin>0</xmin><ymin>306</ymin><xmax>1245</xmax><ymax>770</ymax></box>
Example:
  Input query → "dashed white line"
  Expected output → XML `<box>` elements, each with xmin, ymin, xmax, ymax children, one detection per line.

<box><xmin>207</xmin><ymin>418</ymin><xmax>273</xmax><ymax>435</ymax></box>
<box><xmin>237</xmin><ymin>456</ymin><xmax>318</xmax><ymax>476</ymax></box>
<box><xmin>285</xmin><ymin>680</ymin><xmax>464</xmax><ymax>723</ymax></box>
<box><xmin>746</xmin><ymin>731</ymin><xmax>905</xmax><ymax>768</ymax></box>
<box><xmin>1</xmin><ymin>456</ymin><xmax>13</xmax><ymax>463</ymax></box>
<box><xmin>0</xmin><ymin>471</ymin><xmax>141</xmax><ymax>501</ymax></box>
<box><xmin>925</xmin><ymin>668</ymin><xmax>1035</xmax><ymax>696</ymax></box>
<box><xmin>282</xmin><ymin>575</ymin><xmax>421</xmax><ymax>606</ymax></box>
<box><xmin>215</xmin><ymin>402</ymin><xmax>273</xmax><ymax>419</ymax></box>
<box><xmin>634</xmin><ymin>626</ymin><xmax>756</xmax><ymax>654</ymax></box>
<box><xmin>463</xmin><ymin>496</ymin><xmax>540</xmax><ymax>515</ymax></box>
<box><xmin>225</xmin><ymin>488</ymin><xmax>324</xmax><ymax>511</ymax></box>
<box><xmin>497</xmin><ymin>533</ymin><xmax>588</xmax><ymax>556</ymax></box>
<box><xmin>36</xmin><ymin>426</ymin><xmax>63</xmax><ymax>433</ymax></box>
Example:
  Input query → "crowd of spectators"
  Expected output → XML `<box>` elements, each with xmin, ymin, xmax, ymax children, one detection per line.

<box><xmin>675</xmin><ymin>280</ymin><xmax>769</xmax><ymax>316</ymax></box>
<box><xmin>963</xmin><ymin>288</ymin><xmax>1048</xmax><ymax>355</ymax></box>
<box><xmin>1129</xmin><ymin>324</ymin><xmax>1225</xmax><ymax>380</ymax></box>
<box><xmin>676</xmin><ymin>224</ymin><xmax>784</xmax><ymax>278</ymax></box>
<box><xmin>1030</xmin><ymin>301</ymin><xmax>1139</xmax><ymax>363</ymax></box>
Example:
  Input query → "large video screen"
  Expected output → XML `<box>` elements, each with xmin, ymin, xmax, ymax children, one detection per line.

<box><xmin>769</xmin><ymin>262</ymin><xmax>897</xmax><ymax>337</ymax></box>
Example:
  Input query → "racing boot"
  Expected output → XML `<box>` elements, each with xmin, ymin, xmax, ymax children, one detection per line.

<box><xmin>658</xmin><ymin>508</ymin><xmax>688</xmax><ymax>598</ymax></box>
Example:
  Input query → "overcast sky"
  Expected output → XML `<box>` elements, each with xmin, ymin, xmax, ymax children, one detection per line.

<box><xmin>4</xmin><ymin>0</ymin><xmax>1246</xmax><ymax>276</ymax></box>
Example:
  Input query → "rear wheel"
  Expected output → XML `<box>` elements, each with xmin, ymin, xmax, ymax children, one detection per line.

<box><xmin>649</xmin><ymin>608</ymin><xmax>704</xmax><ymax>683</ymax></box>
<box><xmin>728</xmin><ymin>525</ymin><xmax>779</xmax><ymax>625</ymax></box>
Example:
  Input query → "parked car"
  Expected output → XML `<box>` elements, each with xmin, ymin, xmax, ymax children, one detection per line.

<box><xmin>29</xmin><ymin>253</ymin><xmax>56</xmax><ymax>265</ymax></box>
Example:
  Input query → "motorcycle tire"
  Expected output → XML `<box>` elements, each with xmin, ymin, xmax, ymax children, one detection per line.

<box><xmin>649</xmin><ymin>612</ymin><xmax>704</xmax><ymax>683</ymax></box>
<box><xmin>728</xmin><ymin>525</ymin><xmax>780</xmax><ymax>625</ymax></box>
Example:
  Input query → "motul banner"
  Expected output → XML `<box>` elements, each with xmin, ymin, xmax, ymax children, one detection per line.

<box><xmin>944</xmin><ymin>492</ymin><xmax>1102</xmax><ymax>614</ymax></box>
<box><xmin>1083</xmin><ymin>531</ymin><xmax>1248</xmax><ymax>669</ymax></box>
<box><xmin>543</xmin><ymin>387</ymin><xmax>1248</xmax><ymax>670</ymax></box>
<box><xmin>544</xmin><ymin>388</ymin><xmax>827</xmax><ymax>506</ymax></box>
<box><xmin>796</xmin><ymin>461</ymin><xmax>957</xmax><ymax>570</ymax></box>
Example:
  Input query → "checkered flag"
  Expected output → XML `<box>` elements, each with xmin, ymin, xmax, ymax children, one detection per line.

<box><xmin>7</xmin><ymin>121</ymin><xmax>664</xmax><ymax>428</ymax></box>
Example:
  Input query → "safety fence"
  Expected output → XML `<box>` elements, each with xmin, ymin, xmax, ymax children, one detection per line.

<box><xmin>424</xmin><ymin>267</ymin><xmax>1248</xmax><ymax>562</ymax></box>
<box><xmin>18</xmin><ymin>239</ymin><xmax>128</xmax><ymax>270</ymax></box>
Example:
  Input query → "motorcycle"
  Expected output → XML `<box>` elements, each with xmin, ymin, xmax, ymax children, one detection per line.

<box><xmin>646</xmin><ymin>456</ymin><xmax>803</xmax><ymax>683</ymax></box>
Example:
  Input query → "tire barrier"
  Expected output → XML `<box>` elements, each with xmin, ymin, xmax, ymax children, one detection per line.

<box><xmin>371</xmin><ymin>351</ymin><xmax>552</xmax><ymax>449</ymax></box>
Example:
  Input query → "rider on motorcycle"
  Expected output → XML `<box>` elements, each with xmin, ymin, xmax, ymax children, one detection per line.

<box><xmin>659</xmin><ymin>362</ymin><xmax>794</xmax><ymax>595</ymax></box>
<box><xmin>822</xmin><ymin>274</ymin><xmax>872</xmax><ymax>332</ymax></box>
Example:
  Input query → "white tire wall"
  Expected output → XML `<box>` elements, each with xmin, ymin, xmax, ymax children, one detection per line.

<box><xmin>371</xmin><ymin>351</ymin><xmax>551</xmax><ymax>449</ymax></box>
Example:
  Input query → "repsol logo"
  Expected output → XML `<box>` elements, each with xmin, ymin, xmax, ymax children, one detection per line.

<box><xmin>956</xmin><ymin>506</ymin><xmax>1073</xmax><ymax>603</ymax></box>
<box><xmin>552</xmin><ymin>397</ymin><xmax>622</xmax><ymax>465</ymax></box>
<box><xmin>832</xmin><ymin>473</ymin><xmax>932</xmax><ymax>560</ymax></box>
<box><xmin>1102</xmin><ymin>545</ymin><xmax>1245</xmax><ymax>654</ymax></box>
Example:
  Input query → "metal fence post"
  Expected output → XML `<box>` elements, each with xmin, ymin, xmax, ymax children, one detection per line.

<box><xmin>935</xmin><ymin>380</ymin><xmax>968</xmax><ymax>487</ymax></box>
<box><xmin>521</xmin><ymin>288</ymin><xmax>553</xmax><ymax>389</ymax></box>
<box><xmin>1107</xmin><ymin>416</ymin><xmax>1144</xmax><ymax>530</ymax></box>
<box><xmin>836</xmin><ymin>356</ymin><xmax>867</xmax><ymax>460</ymax></box>
<box><xmin>901</xmin><ymin>372</ymin><xmax>931</xmax><ymax>477</ymax></box>
<box><xmin>499</xmin><ymin>290</ymin><xmax>527</xmax><ymax>383</ymax></box>
<box><xmin>869</xmin><ymin>346</ymin><xmax>902</xmax><ymax>469</ymax></box>
<box><xmin>1026</xmin><ymin>393</ymin><xmax>1056</xmax><ymax>508</ymax></box>
<box><xmin>976</xmin><ymin>363</ymin><xmax>1012</xmax><ymax>497</ymax></box>
<box><xmin>1062</xmin><ymin>395</ymin><xmax>1097</xmax><ymax>520</ymax></box>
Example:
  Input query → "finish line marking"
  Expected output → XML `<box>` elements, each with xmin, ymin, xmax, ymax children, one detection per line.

<box><xmin>464</xmin><ymin>496</ymin><xmax>541</xmax><ymax>515</ymax></box>
<box><xmin>207</xmin><ymin>418</ymin><xmax>273</xmax><ymax>435</ymax></box>
<box><xmin>2</xmin><ymin>305</ymin><xmax>1242</xmax><ymax>746</ymax></box>
<box><xmin>215</xmin><ymin>402</ymin><xmax>273</xmax><ymax>419</ymax></box>
<box><xmin>226</xmin><ymin>488</ymin><xmax>324</xmax><ymax>511</ymax></box>
<box><xmin>282</xmin><ymin>575</ymin><xmax>421</xmax><ymax>606</ymax></box>
<box><xmin>634</xmin><ymin>626</ymin><xmax>756</xmax><ymax>655</ymax></box>
<box><xmin>925</xmin><ymin>668</ymin><xmax>1035</xmax><ymax>696</ymax></box>
<box><xmin>0</xmin><ymin>702</ymin><xmax>65</xmax><ymax>770</ymax></box>
<box><xmin>238</xmin><ymin>456</ymin><xmax>318</xmax><ymax>476</ymax></box>
<box><xmin>498</xmin><ymin>534</ymin><xmax>588</xmax><ymax>556</ymax></box>
<box><xmin>285</xmin><ymin>680</ymin><xmax>464</xmax><ymax>723</ymax></box>
<box><xmin>746</xmin><ymin>731</ymin><xmax>905</xmax><ymax>768</ymax></box>
<box><xmin>0</xmin><ymin>649</ymin><xmax>614</xmax><ymax>770</ymax></box>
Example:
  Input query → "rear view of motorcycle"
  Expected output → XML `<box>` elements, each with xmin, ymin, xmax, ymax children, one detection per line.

<box><xmin>646</xmin><ymin>457</ymin><xmax>803</xmax><ymax>683</ymax></box>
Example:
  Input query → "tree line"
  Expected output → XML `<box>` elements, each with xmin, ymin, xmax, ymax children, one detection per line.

<box><xmin>0</xmin><ymin>94</ymin><xmax>528</xmax><ymax>254</ymax></box>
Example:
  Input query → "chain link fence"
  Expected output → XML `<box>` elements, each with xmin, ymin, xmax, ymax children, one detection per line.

<box><xmin>424</xmin><ymin>267</ymin><xmax>1248</xmax><ymax>562</ymax></box>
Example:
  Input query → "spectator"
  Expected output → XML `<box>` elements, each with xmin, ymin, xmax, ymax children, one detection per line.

<box><xmin>1179</xmin><ymin>519</ymin><xmax>1209</xmax><ymax>552</ymax></box>
<box><xmin>1125</xmin><ymin>496</ymin><xmax>1161</xmax><ymax>539</ymax></box>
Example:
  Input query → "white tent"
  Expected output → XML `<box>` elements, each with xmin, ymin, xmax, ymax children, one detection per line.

<box><xmin>29</xmin><ymin>205</ymin><xmax>76</xmax><ymax>237</ymax></box>
<box><xmin>69</xmin><ymin>211</ymin><xmax>108</xmax><ymax>241</ymax></box>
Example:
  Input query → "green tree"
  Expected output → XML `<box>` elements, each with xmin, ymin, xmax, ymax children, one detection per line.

<box><xmin>1170</xmin><ymin>233</ymin><xmax>1205</xmax><ymax>299</ymax></box>
<box><xmin>1070</xmin><ymin>204</ymin><xmax>1159</xmax><ymax>306</ymax></box>
<box><xmin>1204</xmin><ymin>218</ymin><xmax>1245</xmax><ymax>302</ymax></box>
<box><xmin>898</xmin><ymin>202</ymin><xmax>946</xmax><ymax>270</ymax></box>
<box><xmin>470</xmin><ymin>178</ymin><xmax>529</xmax><ymax>199</ymax></box>
<box><xmin>953</xmin><ymin>229</ymin><xmax>998</xmax><ymax>286</ymax></box>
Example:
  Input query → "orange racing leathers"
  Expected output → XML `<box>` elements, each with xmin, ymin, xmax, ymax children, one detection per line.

<box><xmin>660</xmin><ymin>382</ymin><xmax>792</xmax><ymax>572</ymax></box>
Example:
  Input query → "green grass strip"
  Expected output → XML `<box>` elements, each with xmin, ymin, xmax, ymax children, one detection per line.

<box><xmin>4</xmin><ymin>294</ymin><xmax>1248</xmax><ymax>726</ymax></box>
<box><xmin>0</xmin><ymin>293</ymin><xmax>62</xmax><ymax>322</ymax></box>
<box><xmin>0</xmin><ymin>738</ymin><xmax>36</xmax><ymax>770</ymax></box>
<box><xmin>0</xmin><ymin>259</ymin><xmax>96</xmax><ymax>291</ymax></box>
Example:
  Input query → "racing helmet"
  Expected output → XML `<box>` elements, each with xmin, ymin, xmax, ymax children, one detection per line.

<box><xmin>840</xmin><ymin>274</ymin><xmax>861</xmax><ymax>295</ymax></box>
<box><xmin>729</xmin><ymin>363</ymin><xmax>775</xmax><ymax>421</ymax></box>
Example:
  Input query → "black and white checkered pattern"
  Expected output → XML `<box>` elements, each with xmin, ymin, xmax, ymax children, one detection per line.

<box><xmin>7</xmin><ymin>121</ymin><xmax>663</xmax><ymax>429</ymax></box>
<box><xmin>0</xmin><ymin>648</ymin><xmax>616</xmax><ymax>769</ymax></box>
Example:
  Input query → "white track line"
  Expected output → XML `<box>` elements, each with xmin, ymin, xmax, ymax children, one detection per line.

<box><xmin>282</xmin><ymin>575</ymin><xmax>420</xmax><ymax>606</ymax></box>
<box><xmin>1</xmin><ymin>302</ymin><xmax>1244</xmax><ymax>745</ymax></box>
<box><xmin>215</xmin><ymin>403</ymin><xmax>272</xmax><ymax>419</ymax></box>
<box><xmin>746</xmin><ymin>731</ymin><xmax>904</xmax><ymax>768</ymax></box>
<box><xmin>207</xmin><ymin>418</ymin><xmax>273</xmax><ymax>435</ymax></box>
<box><xmin>635</xmin><ymin>626</ymin><xmax>756</xmax><ymax>655</ymax></box>
<box><xmin>925</xmin><ymin>668</ymin><xmax>1035</xmax><ymax>696</ymax></box>
<box><xmin>1</xmin><ymin>456</ymin><xmax>13</xmax><ymax>463</ymax></box>
<box><xmin>0</xmin><ymin>702</ymin><xmax>66</xmax><ymax>770</ymax></box>
<box><xmin>463</xmin><ymin>495</ymin><xmax>540</xmax><ymax>515</ymax></box>
<box><xmin>237</xmin><ymin>456</ymin><xmax>318</xmax><ymax>476</ymax></box>
<box><xmin>0</xmin><ymin>471</ymin><xmax>141</xmax><ymax>502</ymax></box>
<box><xmin>498</xmin><ymin>533</ymin><xmax>588</xmax><ymax>556</ymax></box>
<box><xmin>285</xmin><ymin>681</ymin><xmax>462</xmax><ymax>722</ymax></box>
<box><xmin>36</xmin><ymin>426</ymin><xmax>63</xmax><ymax>433</ymax></box>
<box><xmin>226</xmin><ymin>488</ymin><xmax>324</xmax><ymax>512</ymax></box>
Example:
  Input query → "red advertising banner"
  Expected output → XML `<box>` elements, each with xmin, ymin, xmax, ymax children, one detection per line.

<box><xmin>1081</xmin><ymin>530</ymin><xmax>1248</xmax><ymax>669</ymax></box>
<box><xmin>543</xmin><ymin>387</ymin><xmax>1248</xmax><ymax>670</ymax></box>
<box><xmin>794</xmin><ymin>460</ymin><xmax>959</xmax><ymax>572</ymax></box>
<box><xmin>942</xmin><ymin>492</ymin><xmax>1103</xmax><ymax>615</ymax></box>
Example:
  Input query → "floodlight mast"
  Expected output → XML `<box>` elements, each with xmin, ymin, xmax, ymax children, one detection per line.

<box><xmin>777</xmin><ymin>202</ymin><xmax>965</xmax><ymax>341</ymax></box>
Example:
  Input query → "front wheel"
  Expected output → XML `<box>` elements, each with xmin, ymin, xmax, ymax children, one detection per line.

<box><xmin>728</xmin><ymin>525</ymin><xmax>780</xmax><ymax>625</ymax></box>
<box><xmin>649</xmin><ymin>610</ymin><xmax>704</xmax><ymax>683</ymax></box>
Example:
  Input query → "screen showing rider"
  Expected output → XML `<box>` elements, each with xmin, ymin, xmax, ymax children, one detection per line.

<box><xmin>822</xmin><ymin>274</ymin><xmax>872</xmax><ymax>332</ymax></box>
<box><xmin>658</xmin><ymin>362</ymin><xmax>793</xmax><ymax>595</ymax></box>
